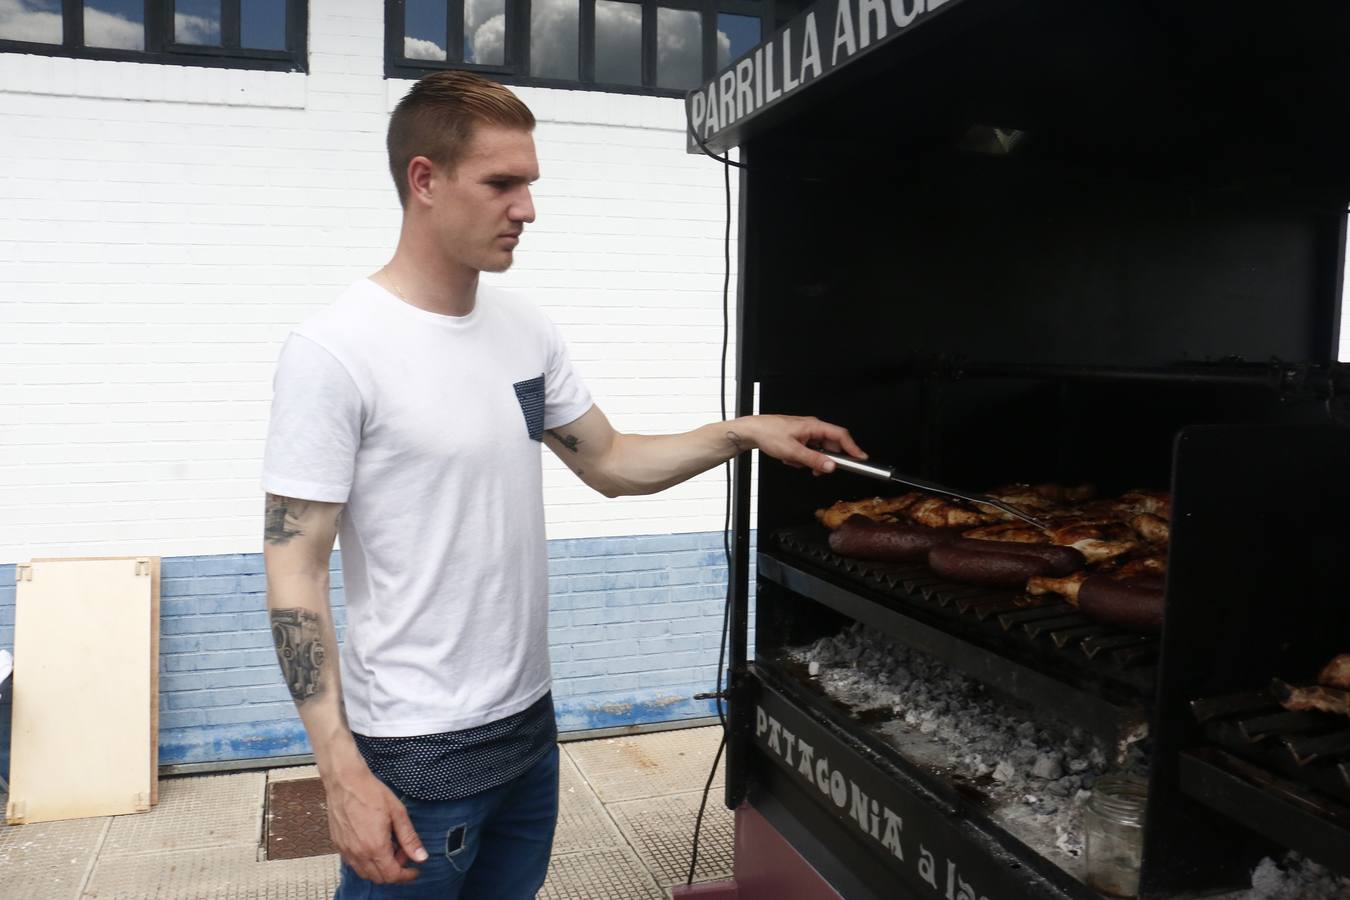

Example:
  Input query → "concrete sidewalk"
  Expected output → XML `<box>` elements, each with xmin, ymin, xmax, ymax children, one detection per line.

<box><xmin>0</xmin><ymin>725</ymin><xmax>731</xmax><ymax>899</ymax></box>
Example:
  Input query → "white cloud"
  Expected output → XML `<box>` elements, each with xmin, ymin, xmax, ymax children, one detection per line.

<box><xmin>715</xmin><ymin>31</ymin><xmax>731</xmax><ymax>67</ymax></box>
<box><xmin>465</xmin><ymin>0</ymin><xmax>503</xmax><ymax>37</ymax></box>
<box><xmin>468</xmin><ymin>11</ymin><xmax>503</xmax><ymax>65</ymax></box>
<box><xmin>595</xmin><ymin>0</ymin><xmax>641</xmax><ymax>83</ymax></box>
<box><xmin>404</xmin><ymin>35</ymin><xmax>447</xmax><ymax>61</ymax></box>
<box><xmin>84</xmin><ymin>4</ymin><xmax>143</xmax><ymax>51</ymax></box>
<box><xmin>656</xmin><ymin>8</ymin><xmax>700</xmax><ymax>89</ymax></box>
<box><xmin>174</xmin><ymin>10</ymin><xmax>218</xmax><ymax>45</ymax></box>
<box><xmin>0</xmin><ymin>0</ymin><xmax>62</xmax><ymax>45</ymax></box>
<box><xmin>529</xmin><ymin>0</ymin><xmax>578</xmax><ymax>79</ymax></box>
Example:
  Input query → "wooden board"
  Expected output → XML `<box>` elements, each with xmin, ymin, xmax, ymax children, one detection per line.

<box><xmin>6</xmin><ymin>557</ymin><xmax>160</xmax><ymax>824</ymax></box>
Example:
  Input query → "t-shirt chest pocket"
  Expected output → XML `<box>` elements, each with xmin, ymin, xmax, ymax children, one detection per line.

<box><xmin>512</xmin><ymin>373</ymin><xmax>546</xmax><ymax>441</ymax></box>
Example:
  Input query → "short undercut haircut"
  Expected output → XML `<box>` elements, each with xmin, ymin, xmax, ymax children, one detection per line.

<box><xmin>387</xmin><ymin>71</ymin><xmax>536</xmax><ymax>208</ymax></box>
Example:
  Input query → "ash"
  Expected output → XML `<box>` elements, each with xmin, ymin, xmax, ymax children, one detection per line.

<box><xmin>789</xmin><ymin>623</ymin><xmax>1149</xmax><ymax>868</ymax></box>
<box><xmin>1249</xmin><ymin>853</ymin><xmax>1350</xmax><ymax>899</ymax></box>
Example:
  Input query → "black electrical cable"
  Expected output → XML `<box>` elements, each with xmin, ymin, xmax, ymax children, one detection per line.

<box><xmin>685</xmin><ymin>116</ymin><xmax>738</xmax><ymax>888</ymax></box>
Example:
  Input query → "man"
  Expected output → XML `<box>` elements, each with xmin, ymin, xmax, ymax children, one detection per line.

<box><xmin>262</xmin><ymin>71</ymin><xmax>863</xmax><ymax>899</ymax></box>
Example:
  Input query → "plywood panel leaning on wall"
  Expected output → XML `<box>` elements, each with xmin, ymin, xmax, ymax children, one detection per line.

<box><xmin>5</xmin><ymin>557</ymin><xmax>161</xmax><ymax>825</ymax></box>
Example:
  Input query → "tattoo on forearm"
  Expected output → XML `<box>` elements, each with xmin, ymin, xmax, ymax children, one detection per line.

<box><xmin>264</xmin><ymin>494</ymin><xmax>307</xmax><ymax>545</ymax></box>
<box><xmin>726</xmin><ymin>430</ymin><xmax>746</xmax><ymax>453</ymax></box>
<box><xmin>271</xmin><ymin>608</ymin><xmax>326</xmax><ymax>703</ymax></box>
<box><xmin>547</xmin><ymin>429</ymin><xmax>582</xmax><ymax>453</ymax></box>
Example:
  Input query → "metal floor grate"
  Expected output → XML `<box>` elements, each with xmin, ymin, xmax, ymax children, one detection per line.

<box><xmin>265</xmin><ymin>777</ymin><xmax>337</xmax><ymax>861</ymax></box>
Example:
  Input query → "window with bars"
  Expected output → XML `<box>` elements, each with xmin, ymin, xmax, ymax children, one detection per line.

<box><xmin>387</xmin><ymin>0</ymin><xmax>768</xmax><ymax>95</ymax></box>
<box><xmin>0</xmin><ymin>0</ymin><xmax>307</xmax><ymax>71</ymax></box>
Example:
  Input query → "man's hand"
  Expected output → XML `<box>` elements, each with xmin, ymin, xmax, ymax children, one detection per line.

<box><xmin>731</xmin><ymin>415</ymin><xmax>866</xmax><ymax>475</ymax></box>
<box><xmin>324</xmin><ymin>768</ymin><xmax>428</xmax><ymax>884</ymax></box>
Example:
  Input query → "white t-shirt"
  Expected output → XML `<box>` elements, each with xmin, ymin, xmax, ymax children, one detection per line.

<box><xmin>262</xmin><ymin>279</ymin><xmax>593</xmax><ymax>736</ymax></box>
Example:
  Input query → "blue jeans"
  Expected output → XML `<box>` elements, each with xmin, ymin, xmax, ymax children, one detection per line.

<box><xmin>333</xmin><ymin>745</ymin><xmax>559</xmax><ymax>899</ymax></box>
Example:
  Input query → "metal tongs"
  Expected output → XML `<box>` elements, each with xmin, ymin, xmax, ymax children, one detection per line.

<box><xmin>821</xmin><ymin>452</ymin><xmax>1050</xmax><ymax>531</ymax></box>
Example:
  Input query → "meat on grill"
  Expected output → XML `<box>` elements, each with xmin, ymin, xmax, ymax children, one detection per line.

<box><xmin>928</xmin><ymin>540</ymin><xmax>1083</xmax><ymax>587</ymax></box>
<box><xmin>1276</xmin><ymin>682</ymin><xmax>1350</xmax><ymax>718</ymax></box>
<box><xmin>1043</xmin><ymin>520</ymin><xmax>1142</xmax><ymax>565</ymax></box>
<box><xmin>815</xmin><ymin>493</ymin><xmax>921</xmax><ymax>530</ymax></box>
<box><xmin>907</xmin><ymin>496</ymin><xmax>1001</xmax><ymax>528</ymax></box>
<box><xmin>982</xmin><ymin>482</ymin><xmax>1097</xmax><ymax>510</ymax></box>
<box><xmin>1027</xmin><ymin>571</ymin><xmax>1089</xmax><ymax>603</ymax></box>
<box><xmin>1128</xmin><ymin>513</ymin><xmax>1170</xmax><ymax>546</ymax></box>
<box><xmin>1078</xmin><ymin>574</ymin><xmax>1165</xmax><ymax>632</ymax></box>
<box><xmin>828</xmin><ymin>516</ymin><xmax>962</xmax><ymax>562</ymax></box>
<box><xmin>1274</xmin><ymin>654</ymin><xmax>1350</xmax><ymax>718</ymax></box>
<box><xmin>961</xmin><ymin>522</ymin><xmax>1047</xmax><ymax>543</ymax></box>
<box><xmin>1119</xmin><ymin>489</ymin><xmax>1172</xmax><ymax>520</ymax></box>
<box><xmin>1319</xmin><ymin>654</ymin><xmax>1350</xmax><ymax>691</ymax></box>
<box><xmin>1026</xmin><ymin>556</ymin><xmax>1166</xmax><ymax>605</ymax></box>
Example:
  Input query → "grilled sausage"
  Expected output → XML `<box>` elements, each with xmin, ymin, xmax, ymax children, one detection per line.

<box><xmin>829</xmin><ymin>516</ymin><xmax>962</xmax><ymax>563</ymax></box>
<box><xmin>928</xmin><ymin>545</ymin><xmax>1047</xmax><ymax>586</ymax></box>
<box><xmin>1078</xmin><ymin>575</ymin><xmax>1165</xmax><ymax>633</ymax></box>
<box><xmin>944</xmin><ymin>539</ymin><xmax>1085</xmax><ymax>575</ymax></box>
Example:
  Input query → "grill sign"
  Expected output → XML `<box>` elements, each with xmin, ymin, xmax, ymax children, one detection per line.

<box><xmin>687</xmin><ymin>0</ymin><xmax>967</xmax><ymax>152</ymax></box>
<box><xmin>755</xmin><ymin>692</ymin><xmax>1007</xmax><ymax>900</ymax></box>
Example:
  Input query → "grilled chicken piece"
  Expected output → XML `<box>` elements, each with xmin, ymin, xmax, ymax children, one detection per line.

<box><xmin>1319</xmin><ymin>654</ymin><xmax>1350</xmax><ymax>691</ymax></box>
<box><xmin>1119</xmin><ymin>490</ymin><xmax>1172</xmax><ymax>520</ymax></box>
<box><xmin>1276</xmin><ymin>682</ymin><xmax>1350</xmax><ymax>718</ymax></box>
<box><xmin>1129</xmin><ymin>513</ymin><xmax>1170</xmax><ymax>546</ymax></box>
<box><xmin>1027</xmin><ymin>571</ymin><xmax>1088</xmax><ymax>604</ymax></box>
<box><xmin>1045</xmin><ymin>521</ymin><xmax>1141</xmax><ymax>565</ymax></box>
<box><xmin>815</xmin><ymin>494</ymin><xmax>921</xmax><ymax>530</ymax></box>
<box><xmin>907</xmin><ymin>496</ymin><xmax>1000</xmax><ymax>528</ymax></box>
<box><xmin>988</xmin><ymin>482</ymin><xmax>1097</xmax><ymax>505</ymax></box>
<box><xmin>962</xmin><ymin>522</ymin><xmax>1047</xmax><ymax>543</ymax></box>
<box><xmin>1114</xmin><ymin>556</ymin><xmax>1167</xmax><ymax>578</ymax></box>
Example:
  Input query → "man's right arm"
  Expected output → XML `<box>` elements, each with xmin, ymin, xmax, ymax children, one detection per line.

<box><xmin>263</xmin><ymin>493</ymin><xmax>428</xmax><ymax>884</ymax></box>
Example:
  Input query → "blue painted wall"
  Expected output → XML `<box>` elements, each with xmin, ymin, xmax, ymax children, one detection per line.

<box><xmin>0</xmin><ymin>533</ymin><xmax>754</xmax><ymax>774</ymax></box>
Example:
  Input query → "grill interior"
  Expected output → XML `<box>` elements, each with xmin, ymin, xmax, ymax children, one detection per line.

<box><xmin>771</xmin><ymin>526</ymin><xmax>1158</xmax><ymax>695</ymax></box>
<box><xmin>1191</xmin><ymin>689</ymin><xmax>1350</xmax><ymax>805</ymax></box>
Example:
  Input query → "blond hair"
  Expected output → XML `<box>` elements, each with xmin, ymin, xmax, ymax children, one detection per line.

<box><xmin>387</xmin><ymin>71</ymin><xmax>536</xmax><ymax>207</ymax></box>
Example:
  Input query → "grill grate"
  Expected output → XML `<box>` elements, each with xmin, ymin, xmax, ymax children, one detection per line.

<box><xmin>1190</xmin><ymin>688</ymin><xmax>1350</xmax><ymax>804</ymax></box>
<box><xmin>771</xmin><ymin>526</ymin><xmax>1159</xmax><ymax>696</ymax></box>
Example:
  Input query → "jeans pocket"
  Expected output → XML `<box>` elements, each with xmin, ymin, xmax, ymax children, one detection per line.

<box><xmin>513</xmin><ymin>374</ymin><xmax>546</xmax><ymax>441</ymax></box>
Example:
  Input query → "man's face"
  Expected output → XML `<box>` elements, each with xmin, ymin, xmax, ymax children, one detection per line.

<box><xmin>428</xmin><ymin>124</ymin><xmax>539</xmax><ymax>274</ymax></box>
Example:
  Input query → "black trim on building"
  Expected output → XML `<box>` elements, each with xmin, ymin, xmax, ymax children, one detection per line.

<box><xmin>385</xmin><ymin>0</ymin><xmax>770</xmax><ymax>97</ymax></box>
<box><xmin>0</xmin><ymin>0</ymin><xmax>308</xmax><ymax>74</ymax></box>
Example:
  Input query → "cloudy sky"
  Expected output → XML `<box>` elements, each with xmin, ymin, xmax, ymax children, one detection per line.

<box><xmin>0</xmin><ymin>0</ymin><xmax>62</xmax><ymax>44</ymax></box>
<box><xmin>0</xmin><ymin>0</ymin><xmax>229</xmax><ymax>50</ymax></box>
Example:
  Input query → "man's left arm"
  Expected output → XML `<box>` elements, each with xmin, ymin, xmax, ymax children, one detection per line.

<box><xmin>542</xmin><ymin>405</ymin><xmax>866</xmax><ymax>498</ymax></box>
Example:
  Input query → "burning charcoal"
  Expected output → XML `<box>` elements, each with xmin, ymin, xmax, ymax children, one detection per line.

<box><xmin>1032</xmin><ymin>753</ymin><xmax>1064</xmax><ymax>780</ymax></box>
<box><xmin>781</xmin><ymin>622</ymin><xmax>1139</xmax><ymax>874</ymax></box>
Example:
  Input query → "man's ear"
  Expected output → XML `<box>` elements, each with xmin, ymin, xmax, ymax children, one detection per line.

<box><xmin>406</xmin><ymin>156</ymin><xmax>437</xmax><ymax>206</ymax></box>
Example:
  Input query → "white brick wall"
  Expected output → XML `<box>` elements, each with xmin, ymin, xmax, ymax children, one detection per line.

<box><xmin>0</xmin><ymin>0</ymin><xmax>749</xmax><ymax>562</ymax></box>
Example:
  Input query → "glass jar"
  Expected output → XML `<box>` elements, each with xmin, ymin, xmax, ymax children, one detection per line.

<box><xmin>1084</xmin><ymin>773</ymin><xmax>1148</xmax><ymax>897</ymax></box>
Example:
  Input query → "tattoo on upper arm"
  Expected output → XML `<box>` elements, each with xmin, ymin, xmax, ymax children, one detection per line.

<box><xmin>547</xmin><ymin>429</ymin><xmax>583</xmax><ymax>453</ymax></box>
<box><xmin>271</xmin><ymin>608</ymin><xmax>326</xmax><ymax>704</ymax></box>
<box><xmin>264</xmin><ymin>494</ymin><xmax>308</xmax><ymax>545</ymax></box>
